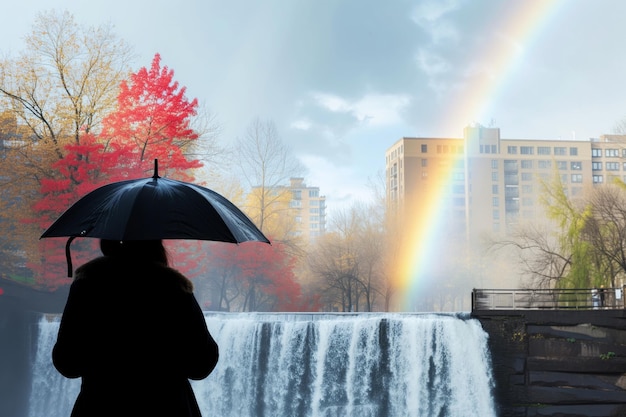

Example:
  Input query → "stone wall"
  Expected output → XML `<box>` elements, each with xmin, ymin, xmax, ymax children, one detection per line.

<box><xmin>472</xmin><ymin>309</ymin><xmax>626</xmax><ymax>417</ymax></box>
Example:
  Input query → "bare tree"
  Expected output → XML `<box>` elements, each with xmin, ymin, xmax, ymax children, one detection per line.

<box><xmin>584</xmin><ymin>183</ymin><xmax>626</xmax><ymax>287</ymax></box>
<box><xmin>489</xmin><ymin>173</ymin><xmax>600</xmax><ymax>289</ymax></box>
<box><xmin>307</xmin><ymin>203</ymin><xmax>388</xmax><ymax>312</ymax></box>
<box><xmin>235</xmin><ymin>117</ymin><xmax>304</xmax><ymax>249</ymax></box>
<box><xmin>489</xmin><ymin>222</ymin><xmax>572</xmax><ymax>289</ymax></box>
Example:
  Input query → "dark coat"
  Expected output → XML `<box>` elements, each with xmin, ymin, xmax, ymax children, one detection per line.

<box><xmin>52</xmin><ymin>256</ymin><xmax>219</xmax><ymax>417</ymax></box>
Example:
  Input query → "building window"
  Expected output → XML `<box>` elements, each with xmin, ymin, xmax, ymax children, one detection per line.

<box><xmin>290</xmin><ymin>200</ymin><xmax>302</xmax><ymax>207</ymax></box>
<box><xmin>561</xmin><ymin>174</ymin><xmax>568</xmax><ymax>184</ymax></box>
<box><xmin>521</xmin><ymin>160</ymin><xmax>533</xmax><ymax>169</ymax></box>
<box><xmin>571</xmin><ymin>174</ymin><xmax>583</xmax><ymax>183</ymax></box>
<box><xmin>570</xmin><ymin>147</ymin><xmax>578</xmax><ymax>156</ymax></box>
<box><xmin>292</xmin><ymin>190</ymin><xmax>302</xmax><ymax>200</ymax></box>
<box><xmin>592</xmin><ymin>161</ymin><xmax>602</xmax><ymax>171</ymax></box>
<box><xmin>504</xmin><ymin>160</ymin><xmax>518</xmax><ymax>171</ymax></box>
<box><xmin>606</xmin><ymin>162</ymin><xmax>620</xmax><ymax>171</ymax></box>
<box><xmin>507</xmin><ymin>146</ymin><xmax>518</xmax><ymax>154</ymax></box>
<box><xmin>492</xmin><ymin>197</ymin><xmax>499</xmax><ymax>207</ymax></box>
<box><xmin>421</xmin><ymin>144</ymin><xmax>427</xmax><ymax>153</ymax></box>
<box><xmin>521</xmin><ymin>173</ymin><xmax>533</xmax><ymax>181</ymax></box>
<box><xmin>491</xmin><ymin>145</ymin><xmax>497</xmax><ymax>153</ymax></box>
<box><xmin>492</xmin><ymin>185</ymin><xmax>499</xmax><ymax>194</ymax></box>
<box><xmin>554</xmin><ymin>147</ymin><xmax>566</xmax><ymax>156</ymax></box>
<box><xmin>521</xmin><ymin>146</ymin><xmax>534</xmax><ymax>155</ymax></box>
<box><xmin>557</xmin><ymin>161</ymin><xmax>567</xmax><ymax>170</ymax></box>
<box><xmin>606</xmin><ymin>149</ymin><xmax>619</xmax><ymax>157</ymax></box>
<box><xmin>493</xmin><ymin>210</ymin><xmax>500</xmax><ymax>220</ymax></box>
<box><xmin>491</xmin><ymin>172</ymin><xmax>498</xmax><ymax>181</ymax></box>
<box><xmin>452</xmin><ymin>172</ymin><xmax>465</xmax><ymax>181</ymax></box>
<box><xmin>310</xmin><ymin>208</ymin><xmax>319</xmax><ymax>214</ymax></box>
<box><xmin>592</xmin><ymin>148</ymin><xmax>602</xmax><ymax>157</ymax></box>
<box><xmin>309</xmin><ymin>189</ymin><xmax>319</xmax><ymax>198</ymax></box>
<box><xmin>310</xmin><ymin>200</ymin><xmax>319</xmax><ymax>206</ymax></box>
<box><xmin>593</xmin><ymin>175</ymin><xmax>604</xmax><ymax>183</ymax></box>
<box><xmin>538</xmin><ymin>160</ymin><xmax>551</xmax><ymax>169</ymax></box>
<box><xmin>522</xmin><ymin>185</ymin><xmax>533</xmax><ymax>193</ymax></box>
<box><xmin>522</xmin><ymin>197</ymin><xmax>533</xmax><ymax>206</ymax></box>
<box><xmin>491</xmin><ymin>160</ymin><xmax>498</xmax><ymax>169</ymax></box>
<box><xmin>571</xmin><ymin>161</ymin><xmax>582</xmax><ymax>170</ymax></box>
<box><xmin>538</xmin><ymin>146</ymin><xmax>550</xmax><ymax>155</ymax></box>
<box><xmin>453</xmin><ymin>184</ymin><xmax>464</xmax><ymax>194</ymax></box>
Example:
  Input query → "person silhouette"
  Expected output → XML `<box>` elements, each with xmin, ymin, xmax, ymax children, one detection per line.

<box><xmin>52</xmin><ymin>239</ymin><xmax>219</xmax><ymax>417</ymax></box>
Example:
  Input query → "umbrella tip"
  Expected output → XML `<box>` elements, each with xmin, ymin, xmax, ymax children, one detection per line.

<box><xmin>153</xmin><ymin>159</ymin><xmax>160</xmax><ymax>179</ymax></box>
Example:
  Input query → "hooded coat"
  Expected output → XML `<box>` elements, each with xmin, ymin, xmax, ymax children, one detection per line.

<box><xmin>52</xmin><ymin>256</ymin><xmax>219</xmax><ymax>417</ymax></box>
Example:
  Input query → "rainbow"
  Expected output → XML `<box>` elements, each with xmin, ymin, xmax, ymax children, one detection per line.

<box><xmin>396</xmin><ymin>0</ymin><xmax>566</xmax><ymax>310</ymax></box>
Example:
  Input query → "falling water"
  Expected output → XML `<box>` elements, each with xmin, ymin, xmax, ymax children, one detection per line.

<box><xmin>30</xmin><ymin>313</ymin><xmax>496</xmax><ymax>417</ymax></box>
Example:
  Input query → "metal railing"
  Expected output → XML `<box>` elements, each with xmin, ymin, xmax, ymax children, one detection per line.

<box><xmin>472</xmin><ymin>287</ymin><xmax>626</xmax><ymax>311</ymax></box>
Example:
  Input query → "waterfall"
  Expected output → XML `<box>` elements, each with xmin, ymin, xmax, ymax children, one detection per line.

<box><xmin>30</xmin><ymin>313</ymin><xmax>496</xmax><ymax>417</ymax></box>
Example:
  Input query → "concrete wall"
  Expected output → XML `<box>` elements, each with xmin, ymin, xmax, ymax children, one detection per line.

<box><xmin>0</xmin><ymin>278</ymin><xmax>68</xmax><ymax>417</ymax></box>
<box><xmin>472</xmin><ymin>309</ymin><xmax>626</xmax><ymax>417</ymax></box>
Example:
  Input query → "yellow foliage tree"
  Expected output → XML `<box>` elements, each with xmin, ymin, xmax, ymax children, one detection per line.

<box><xmin>0</xmin><ymin>10</ymin><xmax>132</xmax><ymax>283</ymax></box>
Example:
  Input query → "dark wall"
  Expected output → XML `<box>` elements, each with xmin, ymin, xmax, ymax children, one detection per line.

<box><xmin>0</xmin><ymin>278</ymin><xmax>68</xmax><ymax>417</ymax></box>
<box><xmin>473</xmin><ymin>309</ymin><xmax>626</xmax><ymax>417</ymax></box>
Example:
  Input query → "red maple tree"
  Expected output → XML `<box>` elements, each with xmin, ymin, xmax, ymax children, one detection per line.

<box><xmin>100</xmin><ymin>53</ymin><xmax>201</xmax><ymax>181</ymax></box>
<box><xmin>203</xmin><ymin>240</ymin><xmax>320</xmax><ymax>312</ymax></box>
<box><xmin>30</xmin><ymin>53</ymin><xmax>204</xmax><ymax>289</ymax></box>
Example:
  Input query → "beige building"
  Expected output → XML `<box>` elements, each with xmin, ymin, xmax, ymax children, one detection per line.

<box><xmin>386</xmin><ymin>125</ymin><xmax>626</xmax><ymax>241</ymax></box>
<box><xmin>285</xmin><ymin>177</ymin><xmax>327</xmax><ymax>242</ymax></box>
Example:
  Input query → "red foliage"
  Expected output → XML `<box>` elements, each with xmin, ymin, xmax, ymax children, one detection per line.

<box><xmin>207</xmin><ymin>241</ymin><xmax>321</xmax><ymax>312</ymax></box>
<box><xmin>100</xmin><ymin>53</ymin><xmax>201</xmax><ymax>181</ymax></box>
<box><xmin>30</xmin><ymin>53</ymin><xmax>205</xmax><ymax>289</ymax></box>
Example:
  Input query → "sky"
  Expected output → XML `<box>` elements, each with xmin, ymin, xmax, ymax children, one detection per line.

<box><xmin>3</xmin><ymin>0</ymin><xmax>626</xmax><ymax>218</ymax></box>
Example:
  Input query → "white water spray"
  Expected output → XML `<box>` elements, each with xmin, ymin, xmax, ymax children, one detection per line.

<box><xmin>30</xmin><ymin>313</ymin><xmax>496</xmax><ymax>417</ymax></box>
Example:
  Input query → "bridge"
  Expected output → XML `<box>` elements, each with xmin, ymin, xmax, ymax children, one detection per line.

<box><xmin>471</xmin><ymin>287</ymin><xmax>625</xmax><ymax>311</ymax></box>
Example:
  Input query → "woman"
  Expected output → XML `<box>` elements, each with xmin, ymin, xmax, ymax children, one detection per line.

<box><xmin>52</xmin><ymin>240</ymin><xmax>219</xmax><ymax>417</ymax></box>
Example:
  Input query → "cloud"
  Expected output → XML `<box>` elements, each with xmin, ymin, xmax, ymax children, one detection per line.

<box><xmin>410</xmin><ymin>0</ymin><xmax>461</xmax><ymax>44</ymax></box>
<box><xmin>415</xmin><ymin>49</ymin><xmax>451</xmax><ymax>77</ymax></box>
<box><xmin>290</xmin><ymin>119</ymin><xmax>312</xmax><ymax>131</ymax></box>
<box><xmin>298</xmin><ymin>154</ymin><xmax>374</xmax><ymax>214</ymax></box>
<box><xmin>310</xmin><ymin>92</ymin><xmax>411</xmax><ymax>128</ymax></box>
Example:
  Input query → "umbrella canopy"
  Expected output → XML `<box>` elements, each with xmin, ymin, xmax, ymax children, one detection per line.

<box><xmin>41</xmin><ymin>160</ymin><xmax>270</xmax><ymax>275</ymax></box>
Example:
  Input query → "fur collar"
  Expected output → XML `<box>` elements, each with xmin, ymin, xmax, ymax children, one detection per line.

<box><xmin>74</xmin><ymin>256</ymin><xmax>194</xmax><ymax>293</ymax></box>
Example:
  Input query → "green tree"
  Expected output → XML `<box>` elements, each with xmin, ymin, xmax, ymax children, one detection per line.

<box><xmin>491</xmin><ymin>173</ymin><xmax>597</xmax><ymax>291</ymax></box>
<box><xmin>583</xmin><ymin>182</ymin><xmax>626</xmax><ymax>288</ymax></box>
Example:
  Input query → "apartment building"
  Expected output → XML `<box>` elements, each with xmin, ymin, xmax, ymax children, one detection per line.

<box><xmin>286</xmin><ymin>178</ymin><xmax>327</xmax><ymax>241</ymax></box>
<box><xmin>386</xmin><ymin>125</ymin><xmax>626</xmax><ymax>241</ymax></box>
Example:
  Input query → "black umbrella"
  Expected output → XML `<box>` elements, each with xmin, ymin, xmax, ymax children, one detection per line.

<box><xmin>41</xmin><ymin>160</ymin><xmax>270</xmax><ymax>276</ymax></box>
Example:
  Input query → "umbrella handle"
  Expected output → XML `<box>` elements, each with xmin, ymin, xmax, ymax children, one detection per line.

<box><xmin>65</xmin><ymin>236</ymin><xmax>77</xmax><ymax>277</ymax></box>
<box><xmin>152</xmin><ymin>159</ymin><xmax>160</xmax><ymax>179</ymax></box>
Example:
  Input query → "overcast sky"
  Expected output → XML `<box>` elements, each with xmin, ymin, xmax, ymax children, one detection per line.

<box><xmin>3</xmin><ymin>0</ymin><xmax>626</xmax><ymax>216</ymax></box>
